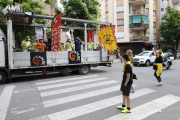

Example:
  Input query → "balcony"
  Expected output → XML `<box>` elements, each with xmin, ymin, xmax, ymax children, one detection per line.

<box><xmin>129</xmin><ymin>9</ymin><xmax>149</xmax><ymax>16</ymax></box>
<box><xmin>129</xmin><ymin>0</ymin><xmax>149</xmax><ymax>5</ymax></box>
<box><xmin>129</xmin><ymin>23</ymin><xmax>149</xmax><ymax>31</ymax></box>
<box><xmin>130</xmin><ymin>36</ymin><xmax>149</xmax><ymax>42</ymax></box>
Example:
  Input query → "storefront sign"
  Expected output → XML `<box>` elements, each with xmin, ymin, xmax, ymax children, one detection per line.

<box><xmin>30</xmin><ymin>52</ymin><xmax>47</xmax><ymax>66</ymax></box>
<box><xmin>68</xmin><ymin>51</ymin><xmax>81</xmax><ymax>64</ymax></box>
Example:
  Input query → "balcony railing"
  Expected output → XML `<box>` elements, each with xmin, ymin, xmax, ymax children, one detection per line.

<box><xmin>130</xmin><ymin>23</ymin><xmax>149</xmax><ymax>29</ymax></box>
<box><xmin>130</xmin><ymin>36</ymin><xmax>149</xmax><ymax>42</ymax></box>
<box><xmin>130</xmin><ymin>9</ymin><xmax>149</xmax><ymax>16</ymax></box>
<box><xmin>129</xmin><ymin>0</ymin><xmax>149</xmax><ymax>2</ymax></box>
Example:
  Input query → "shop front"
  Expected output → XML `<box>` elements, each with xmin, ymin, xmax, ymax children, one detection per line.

<box><xmin>117</xmin><ymin>42</ymin><xmax>152</xmax><ymax>56</ymax></box>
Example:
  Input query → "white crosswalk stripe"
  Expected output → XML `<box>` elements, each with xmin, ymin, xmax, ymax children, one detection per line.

<box><xmin>40</xmin><ymin>80</ymin><xmax>118</xmax><ymax>97</ymax></box>
<box><xmin>43</xmin><ymin>85</ymin><xmax>137</xmax><ymax>108</ymax></box>
<box><xmin>105</xmin><ymin>94</ymin><xmax>180</xmax><ymax>120</ymax></box>
<box><xmin>0</xmin><ymin>85</ymin><xmax>15</xmax><ymax>120</ymax></box>
<box><xmin>30</xmin><ymin>88</ymin><xmax>155</xmax><ymax>120</ymax></box>
<box><xmin>8</xmin><ymin>75</ymin><xmax>180</xmax><ymax>120</ymax></box>
<box><xmin>35</xmin><ymin>75</ymin><xmax>99</xmax><ymax>85</ymax></box>
<box><xmin>37</xmin><ymin>77</ymin><xmax>107</xmax><ymax>90</ymax></box>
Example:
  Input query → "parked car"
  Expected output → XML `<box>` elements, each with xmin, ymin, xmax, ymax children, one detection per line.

<box><xmin>133</xmin><ymin>51</ymin><xmax>157</xmax><ymax>66</ymax></box>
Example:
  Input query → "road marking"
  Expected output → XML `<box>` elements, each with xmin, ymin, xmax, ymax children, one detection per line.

<box><xmin>0</xmin><ymin>85</ymin><xmax>15</xmax><ymax>120</ymax></box>
<box><xmin>40</xmin><ymin>80</ymin><xmax>119</xmax><ymax>97</ymax></box>
<box><xmin>37</xmin><ymin>77</ymin><xmax>107</xmax><ymax>90</ymax></box>
<box><xmin>106</xmin><ymin>94</ymin><xmax>180</xmax><ymax>120</ymax></box>
<box><xmin>31</xmin><ymin>88</ymin><xmax>155</xmax><ymax>120</ymax></box>
<box><xmin>35</xmin><ymin>75</ymin><xmax>99</xmax><ymax>85</ymax></box>
<box><xmin>43</xmin><ymin>85</ymin><xmax>137</xmax><ymax>108</ymax></box>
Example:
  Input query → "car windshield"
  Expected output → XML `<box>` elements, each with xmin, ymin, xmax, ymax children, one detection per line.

<box><xmin>139</xmin><ymin>52</ymin><xmax>151</xmax><ymax>56</ymax></box>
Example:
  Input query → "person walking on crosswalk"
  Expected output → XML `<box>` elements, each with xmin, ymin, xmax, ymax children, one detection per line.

<box><xmin>153</xmin><ymin>48</ymin><xmax>163</xmax><ymax>86</ymax></box>
<box><xmin>117</xmin><ymin>54</ymin><xmax>133</xmax><ymax>113</ymax></box>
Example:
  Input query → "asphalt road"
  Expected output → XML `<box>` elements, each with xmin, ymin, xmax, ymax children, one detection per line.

<box><xmin>0</xmin><ymin>59</ymin><xmax>180</xmax><ymax>120</ymax></box>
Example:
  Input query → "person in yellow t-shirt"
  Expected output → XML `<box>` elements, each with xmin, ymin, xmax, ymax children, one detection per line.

<box><xmin>87</xmin><ymin>39</ymin><xmax>94</xmax><ymax>51</ymax></box>
<box><xmin>61</xmin><ymin>43</ymin><xmax>64</xmax><ymax>51</ymax></box>
<box><xmin>66</xmin><ymin>38</ymin><xmax>73</xmax><ymax>51</ymax></box>
<box><xmin>21</xmin><ymin>36</ymin><xmax>32</xmax><ymax>52</ymax></box>
<box><xmin>32</xmin><ymin>40</ymin><xmax>39</xmax><ymax>52</ymax></box>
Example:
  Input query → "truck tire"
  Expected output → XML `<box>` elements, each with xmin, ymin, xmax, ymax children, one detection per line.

<box><xmin>0</xmin><ymin>71</ymin><xmax>7</xmax><ymax>85</ymax></box>
<box><xmin>79</xmin><ymin>66</ymin><xmax>90</xmax><ymax>75</ymax></box>
<box><xmin>145</xmin><ymin>60</ymin><xmax>150</xmax><ymax>67</ymax></box>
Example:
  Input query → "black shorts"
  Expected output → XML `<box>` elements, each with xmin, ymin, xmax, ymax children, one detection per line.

<box><xmin>120</xmin><ymin>83</ymin><xmax>132</xmax><ymax>96</ymax></box>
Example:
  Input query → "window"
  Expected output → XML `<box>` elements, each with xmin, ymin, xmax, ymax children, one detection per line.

<box><xmin>98</xmin><ymin>5</ymin><xmax>101</xmax><ymax>10</ymax></box>
<box><xmin>117</xmin><ymin>20</ymin><xmax>124</xmax><ymax>25</ymax></box>
<box><xmin>117</xmin><ymin>6</ymin><xmax>124</xmax><ymax>13</ymax></box>
<box><xmin>153</xmin><ymin>11</ymin><xmax>156</xmax><ymax>16</ymax></box>
<box><xmin>105</xmin><ymin>0</ymin><xmax>108</xmax><ymax>6</ymax></box>
<box><xmin>161</xmin><ymin>8</ymin><xmax>164</xmax><ymax>12</ymax></box>
<box><xmin>153</xmin><ymin>33</ymin><xmax>156</xmax><ymax>39</ymax></box>
<box><xmin>98</xmin><ymin>16</ymin><xmax>101</xmax><ymax>21</ymax></box>
<box><xmin>146</xmin><ymin>33</ymin><xmax>149</xmax><ymax>37</ymax></box>
<box><xmin>117</xmin><ymin>32</ymin><xmax>124</xmax><ymax>39</ymax></box>
<box><xmin>153</xmin><ymin>22</ymin><xmax>156</xmax><ymax>28</ymax></box>
<box><xmin>153</xmin><ymin>0</ymin><xmax>155</xmax><ymax>4</ymax></box>
<box><xmin>105</xmin><ymin>12</ymin><xmax>109</xmax><ymax>17</ymax></box>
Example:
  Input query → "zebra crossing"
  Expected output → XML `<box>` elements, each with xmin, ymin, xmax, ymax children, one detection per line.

<box><xmin>1</xmin><ymin>74</ymin><xmax>180</xmax><ymax>120</ymax></box>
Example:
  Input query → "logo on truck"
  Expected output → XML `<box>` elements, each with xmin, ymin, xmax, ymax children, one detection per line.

<box><xmin>68</xmin><ymin>51</ymin><xmax>81</xmax><ymax>64</ymax></box>
<box><xmin>30</xmin><ymin>52</ymin><xmax>47</xmax><ymax>66</ymax></box>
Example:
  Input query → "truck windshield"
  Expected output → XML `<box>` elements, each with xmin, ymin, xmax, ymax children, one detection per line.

<box><xmin>139</xmin><ymin>52</ymin><xmax>151</xmax><ymax>56</ymax></box>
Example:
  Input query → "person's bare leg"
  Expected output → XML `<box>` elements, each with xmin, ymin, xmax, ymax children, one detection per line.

<box><xmin>126</xmin><ymin>96</ymin><xmax>130</xmax><ymax>107</ymax></box>
<box><xmin>123</xmin><ymin>95</ymin><xmax>126</xmax><ymax>105</ymax></box>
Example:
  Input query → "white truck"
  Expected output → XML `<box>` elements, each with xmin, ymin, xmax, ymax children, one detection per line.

<box><xmin>0</xmin><ymin>12</ymin><xmax>114</xmax><ymax>84</ymax></box>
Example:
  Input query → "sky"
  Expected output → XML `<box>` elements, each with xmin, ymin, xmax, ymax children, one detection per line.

<box><xmin>57</xmin><ymin>0</ymin><xmax>63</xmax><ymax>8</ymax></box>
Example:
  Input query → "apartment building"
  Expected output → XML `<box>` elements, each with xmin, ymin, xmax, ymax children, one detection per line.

<box><xmin>99</xmin><ymin>0</ymin><xmax>158</xmax><ymax>55</ymax></box>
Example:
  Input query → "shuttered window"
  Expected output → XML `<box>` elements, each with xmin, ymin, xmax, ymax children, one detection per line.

<box><xmin>117</xmin><ymin>20</ymin><xmax>124</xmax><ymax>25</ymax></box>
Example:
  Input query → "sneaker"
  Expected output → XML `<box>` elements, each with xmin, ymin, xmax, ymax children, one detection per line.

<box><xmin>157</xmin><ymin>82</ymin><xmax>163</xmax><ymax>86</ymax></box>
<box><xmin>160</xmin><ymin>82</ymin><xmax>163</xmax><ymax>85</ymax></box>
<box><xmin>121</xmin><ymin>108</ymin><xmax>131</xmax><ymax>113</ymax></box>
<box><xmin>131</xmin><ymin>90</ymin><xmax>135</xmax><ymax>93</ymax></box>
<box><xmin>117</xmin><ymin>105</ymin><xmax>126</xmax><ymax>110</ymax></box>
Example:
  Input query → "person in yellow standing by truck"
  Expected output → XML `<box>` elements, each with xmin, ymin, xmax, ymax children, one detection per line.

<box><xmin>21</xmin><ymin>36</ymin><xmax>32</xmax><ymax>52</ymax></box>
<box><xmin>153</xmin><ymin>47</ymin><xmax>163</xmax><ymax>86</ymax></box>
<box><xmin>32</xmin><ymin>40</ymin><xmax>39</xmax><ymax>52</ymax></box>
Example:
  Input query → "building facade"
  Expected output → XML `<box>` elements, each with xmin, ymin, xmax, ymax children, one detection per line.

<box><xmin>99</xmin><ymin>0</ymin><xmax>158</xmax><ymax>55</ymax></box>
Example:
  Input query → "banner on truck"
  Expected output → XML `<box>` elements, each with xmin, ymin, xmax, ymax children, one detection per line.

<box><xmin>97</xmin><ymin>26</ymin><xmax>117</xmax><ymax>50</ymax></box>
<box><xmin>51</xmin><ymin>13</ymin><xmax>61</xmax><ymax>51</ymax></box>
<box><xmin>68</xmin><ymin>51</ymin><xmax>81</xmax><ymax>64</ymax></box>
<box><xmin>35</xmin><ymin>27</ymin><xmax>43</xmax><ymax>40</ymax></box>
<box><xmin>30</xmin><ymin>52</ymin><xmax>47</xmax><ymax>66</ymax></box>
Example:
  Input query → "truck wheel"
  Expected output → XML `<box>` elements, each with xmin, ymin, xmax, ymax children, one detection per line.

<box><xmin>79</xmin><ymin>66</ymin><xmax>90</xmax><ymax>75</ymax></box>
<box><xmin>145</xmin><ymin>60</ymin><xmax>150</xmax><ymax>67</ymax></box>
<box><xmin>133</xmin><ymin>64</ymin><xmax>137</xmax><ymax>66</ymax></box>
<box><xmin>0</xmin><ymin>71</ymin><xmax>7</xmax><ymax>85</ymax></box>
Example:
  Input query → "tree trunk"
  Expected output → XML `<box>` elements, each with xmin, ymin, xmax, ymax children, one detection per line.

<box><xmin>176</xmin><ymin>40</ymin><xmax>179</xmax><ymax>51</ymax></box>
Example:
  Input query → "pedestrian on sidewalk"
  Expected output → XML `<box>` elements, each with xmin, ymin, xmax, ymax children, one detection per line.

<box><xmin>126</xmin><ymin>50</ymin><xmax>135</xmax><ymax>93</ymax></box>
<box><xmin>117</xmin><ymin>54</ymin><xmax>133</xmax><ymax>113</ymax></box>
<box><xmin>153</xmin><ymin>47</ymin><xmax>163</xmax><ymax>86</ymax></box>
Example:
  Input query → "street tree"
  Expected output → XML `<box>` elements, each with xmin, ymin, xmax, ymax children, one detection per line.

<box><xmin>159</xmin><ymin>6</ymin><xmax>180</xmax><ymax>50</ymax></box>
<box><xmin>57</xmin><ymin>0</ymin><xmax>100</xmax><ymax>40</ymax></box>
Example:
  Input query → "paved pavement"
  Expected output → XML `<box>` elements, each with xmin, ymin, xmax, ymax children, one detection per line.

<box><xmin>0</xmin><ymin>59</ymin><xmax>180</xmax><ymax>120</ymax></box>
